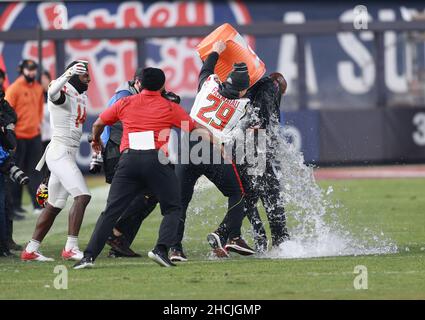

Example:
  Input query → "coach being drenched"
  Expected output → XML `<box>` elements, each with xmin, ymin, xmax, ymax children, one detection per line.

<box><xmin>74</xmin><ymin>68</ymin><xmax>200</xmax><ymax>269</ymax></box>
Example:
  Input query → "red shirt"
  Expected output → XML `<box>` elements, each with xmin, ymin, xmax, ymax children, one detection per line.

<box><xmin>100</xmin><ymin>89</ymin><xmax>195</xmax><ymax>153</ymax></box>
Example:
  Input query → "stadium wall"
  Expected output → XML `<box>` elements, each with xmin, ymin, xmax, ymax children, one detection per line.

<box><xmin>285</xmin><ymin>107</ymin><xmax>425</xmax><ymax>165</ymax></box>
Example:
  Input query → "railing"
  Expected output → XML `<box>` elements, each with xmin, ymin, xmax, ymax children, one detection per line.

<box><xmin>1</xmin><ymin>20</ymin><xmax>425</xmax><ymax>109</ymax></box>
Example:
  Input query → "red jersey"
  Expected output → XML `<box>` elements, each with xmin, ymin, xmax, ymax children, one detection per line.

<box><xmin>100</xmin><ymin>90</ymin><xmax>195</xmax><ymax>153</ymax></box>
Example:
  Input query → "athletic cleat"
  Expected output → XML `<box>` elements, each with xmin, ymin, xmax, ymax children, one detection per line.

<box><xmin>148</xmin><ymin>249</ymin><xmax>176</xmax><ymax>267</ymax></box>
<box><xmin>106</xmin><ymin>235</ymin><xmax>140</xmax><ymax>257</ymax></box>
<box><xmin>73</xmin><ymin>256</ymin><xmax>94</xmax><ymax>270</ymax></box>
<box><xmin>8</xmin><ymin>239</ymin><xmax>23</xmax><ymax>251</ymax></box>
<box><xmin>207</xmin><ymin>232</ymin><xmax>229</xmax><ymax>258</ymax></box>
<box><xmin>21</xmin><ymin>250</ymin><xmax>54</xmax><ymax>262</ymax></box>
<box><xmin>61</xmin><ymin>247</ymin><xmax>84</xmax><ymax>261</ymax></box>
<box><xmin>225</xmin><ymin>237</ymin><xmax>256</xmax><ymax>256</ymax></box>
<box><xmin>107</xmin><ymin>248</ymin><xmax>141</xmax><ymax>258</ymax></box>
<box><xmin>0</xmin><ymin>249</ymin><xmax>14</xmax><ymax>257</ymax></box>
<box><xmin>169</xmin><ymin>249</ymin><xmax>188</xmax><ymax>262</ymax></box>
<box><xmin>11</xmin><ymin>211</ymin><xmax>25</xmax><ymax>221</ymax></box>
<box><xmin>15</xmin><ymin>206</ymin><xmax>27</xmax><ymax>214</ymax></box>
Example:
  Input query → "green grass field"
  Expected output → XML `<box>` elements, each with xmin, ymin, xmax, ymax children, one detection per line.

<box><xmin>0</xmin><ymin>176</ymin><xmax>424</xmax><ymax>299</ymax></box>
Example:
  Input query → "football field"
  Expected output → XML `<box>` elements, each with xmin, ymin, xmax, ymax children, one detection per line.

<box><xmin>0</xmin><ymin>175</ymin><xmax>424</xmax><ymax>299</ymax></box>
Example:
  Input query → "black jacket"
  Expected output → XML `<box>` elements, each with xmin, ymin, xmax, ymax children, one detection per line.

<box><xmin>0</xmin><ymin>98</ymin><xmax>17</xmax><ymax>150</ymax></box>
<box><xmin>198</xmin><ymin>52</ymin><xmax>219</xmax><ymax>92</ymax></box>
<box><xmin>198</xmin><ymin>52</ymin><xmax>240</xmax><ymax>99</ymax></box>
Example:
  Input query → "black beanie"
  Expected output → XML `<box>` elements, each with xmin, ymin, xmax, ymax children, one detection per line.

<box><xmin>226</xmin><ymin>62</ymin><xmax>250</xmax><ymax>91</ymax></box>
<box><xmin>141</xmin><ymin>67</ymin><xmax>165</xmax><ymax>91</ymax></box>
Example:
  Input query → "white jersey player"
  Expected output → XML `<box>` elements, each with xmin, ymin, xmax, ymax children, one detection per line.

<box><xmin>21</xmin><ymin>61</ymin><xmax>92</xmax><ymax>262</ymax></box>
<box><xmin>170</xmin><ymin>41</ymin><xmax>256</xmax><ymax>261</ymax></box>
<box><xmin>190</xmin><ymin>74</ymin><xmax>249</xmax><ymax>144</ymax></box>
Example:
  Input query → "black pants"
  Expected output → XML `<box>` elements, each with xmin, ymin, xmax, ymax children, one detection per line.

<box><xmin>172</xmin><ymin>142</ymin><xmax>246</xmax><ymax>251</ymax></box>
<box><xmin>114</xmin><ymin>193</ymin><xmax>158</xmax><ymax>244</ymax></box>
<box><xmin>4</xmin><ymin>177</ymin><xmax>14</xmax><ymax>242</ymax></box>
<box><xmin>12</xmin><ymin>136</ymin><xmax>43</xmax><ymax>209</ymax></box>
<box><xmin>221</xmin><ymin>160</ymin><xmax>289</xmax><ymax>247</ymax></box>
<box><xmin>103</xmin><ymin>141</ymin><xmax>158</xmax><ymax>245</ymax></box>
<box><xmin>84</xmin><ymin>150</ymin><xmax>182</xmax><ymax>260</ymax></box>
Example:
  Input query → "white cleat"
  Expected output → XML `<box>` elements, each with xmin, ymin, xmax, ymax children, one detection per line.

<box><xmin>62</xmin><ymin>247</ymin><xmax>84</xmax><ymax>261</ymax></box>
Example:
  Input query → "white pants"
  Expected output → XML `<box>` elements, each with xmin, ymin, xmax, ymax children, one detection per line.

<box><xmin>46</xmin><ymin>143</ymin><xmax>90</xmax><ymax>209</ymax></box>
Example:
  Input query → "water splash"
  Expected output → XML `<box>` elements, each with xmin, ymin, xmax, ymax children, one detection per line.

<box><xmin>185</xmin><ymin>118</ymin><xmax>398</xmax><ymax>259</ymax></box>
<box><xmin>256</xmin><ymin>126</ymin><xmax>398</xmax><ymax>259</ymax></box>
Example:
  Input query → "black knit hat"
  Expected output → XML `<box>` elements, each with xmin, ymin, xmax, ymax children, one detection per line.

<box><xmin>226</xmin><ymin>62</ymin><xmax>250</xmax><ymax>91</ymax></box>
<box><xmin>141</xmin><ymin>67</ymin><xmax>165</xmax><ymax>91</ymax></box>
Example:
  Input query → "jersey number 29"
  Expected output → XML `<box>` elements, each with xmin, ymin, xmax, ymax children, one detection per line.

<box><xmin>196</xmin><ymin>94</ymin><xmax>236</xmax><ymax>131</ymax></box>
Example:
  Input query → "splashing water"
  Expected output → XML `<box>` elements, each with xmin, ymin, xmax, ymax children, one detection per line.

<box><xmin>257</xmin><ymin>126</ymin><xmax>398</xmax><ymax>259</ymax></box>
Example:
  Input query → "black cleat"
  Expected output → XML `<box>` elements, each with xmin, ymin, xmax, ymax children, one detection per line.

<box><xmin>106</xmin><ymin>235</ymin><xmax>140</xmax><ymax>257</ymax></box>
<box><xmin>107</xmin><ymin>248</ymin><xmax>141</xmax><ymax>258</ymax></box>
<box><xmin>8</xmin><ymin>239</ymin><xmax>23</xmax><ymax>251</ymax></box>
<box><xmin>73</xmin><ymin>256</ymin><xmax>94</xmax><ymax>270</ymax></box>
<box><xmin>11</xmin><ymin>211</ymin><xmax>25</xmax><ymax>221</ymax></box>
<box><xmin>148</xmin><ymin>249</ymin><xmax>176</xmax><ymax>267</ymax></box>
<box><xmin>207</xmin><ymin>232</ymin><xmax>229</xmax><ymax>258</ymax></box>
<box><xmin>169</xmin><ymin>249</ymin><xmax>188</xmax><ymax>262</ymax></box>
<box><xmin>225</xmin><ymin>237</ymin><xmax>255</xmax><ymax>256</ymax></box>
<box><xmin>15</xmin><ymin>207</ymin><xmax>27</xmax><ymax>214</ymax></box>
<box><xmin>0</xmin><ymin>249</ymin><xmax>14</xmax><ymax>257</ymax></box>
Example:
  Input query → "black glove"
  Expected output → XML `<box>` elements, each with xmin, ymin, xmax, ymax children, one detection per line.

<box><xmin>162</xmin><ymin>90</ymin><xmax>181</xmax><ymax>104</ymax></box>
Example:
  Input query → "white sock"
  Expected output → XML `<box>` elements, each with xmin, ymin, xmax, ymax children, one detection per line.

<box><xmin>65</xmin><ymin>236</ymin><xmax>79</xmax><ymax>251</ymax></box>
<box><xmin>26</xmin><ymin>240</ymin><xmax>40</xmax><ymax>253</ymax></box>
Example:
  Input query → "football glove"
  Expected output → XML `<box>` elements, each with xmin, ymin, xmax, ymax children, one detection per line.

<box><xmin>36</xmin><ymin>183</ymin><xmax>49</xmax><ymax>208</ymax></box>
<box><xmin>65</xmin><ymin>62</ymin><xmax>87</xmax><ymax>77</ymax></box>
<box><xmin>89</xmin><ymin>152</ymin><xmax>103</xmax><ymax>174</ymax></box>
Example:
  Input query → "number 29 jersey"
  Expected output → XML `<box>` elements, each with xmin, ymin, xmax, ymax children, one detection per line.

<box><xmin>190</xmin><ymin>75</ymin><xmax>250</xmax><ymax>143</ymax></box>
<box><xmin>48</xmin><ymin>82</ymin><xmax>88</xmax><ymax>148</ymax></box>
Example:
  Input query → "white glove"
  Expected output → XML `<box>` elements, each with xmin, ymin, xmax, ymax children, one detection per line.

<box><xmin>65</xmin><ymin>62</ymin><xmax>87</xmax><ymax>78</ymax></box>
<box><xmin>212</xmin><ymin>40</ymin><xmax>226</xmax><ymax>54</ymax></box>
<box><xmin>48</xmin><ymin>62</ymin><xmax>87</xmax><ymax>101</ymax></box>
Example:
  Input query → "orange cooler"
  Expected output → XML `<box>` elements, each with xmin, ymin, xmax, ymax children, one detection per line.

<box><xmin>196</xmin><ymin>23</ymin><xmax>266</xmax><ymax>88</ymax></box>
